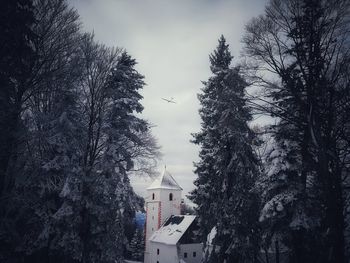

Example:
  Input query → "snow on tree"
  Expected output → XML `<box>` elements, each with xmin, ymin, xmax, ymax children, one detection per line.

<box><xmin>243</xmin><ymin>0</ymin><xmax>350</xmax><ymax>261</ymax></box>
<box><xmin>0</xmin><ymin>4</ymin><xmax>37</xmax><ymax>260</ymax></box>
<box><xmin>0</xmin><ymin>0</ymin><xmax>84</xmax><ymax>261</ymax></box>
<box><xmin>0</xmin><ymin>0</ymin><xmax>36</xmax><ymax>200</ymax></box>
<box><xmin>72</xmin><ymin>39</ymin><xmax>154</xmax><ymax>262</ymax></box>
<box><xmin>190</xmin><ymin>35</ymin><xmax>261</xmax><ymax>262</ymax></box>
<box><xmin>129</xmin><ymin>228</ymin><xmax>144</xmax><ymax>261</ymax></box>
<box><xmin>0</xmin><ymin>1</ymin><xmax>159</xmax><ymax>262</ymax></box>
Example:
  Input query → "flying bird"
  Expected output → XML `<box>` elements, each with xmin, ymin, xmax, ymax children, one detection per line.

<box><xmin>161</xmin><ymin>97</ymin><xmax>176</xmax><ymax>104</ymax></box>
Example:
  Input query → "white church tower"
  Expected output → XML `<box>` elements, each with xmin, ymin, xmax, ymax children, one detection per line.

<box><xmin>144</xmin><ymin>167</ymin><xmax>182</xmax><ymax>263</ymax></box>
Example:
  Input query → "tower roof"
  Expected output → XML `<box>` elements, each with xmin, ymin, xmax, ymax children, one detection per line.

<box><xmin>147</xmin><ymin>167</ymin><xmax>182</xmax><ymax>190</ymax></box>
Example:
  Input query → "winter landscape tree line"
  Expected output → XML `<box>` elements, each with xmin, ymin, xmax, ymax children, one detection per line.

<box><xmin>191</xmin><ymin>0</ymin><xmax>350</xmax><ymax>262</ymax></box>
<box><xmin>1</xmin><ymin>0</ymin><xmax>350</xmax><ymax>263</ymax></box>
<box><xmin>0</xmin><ymin>0</ymin><xmax>159</xmax><ymax>262</ymax></box>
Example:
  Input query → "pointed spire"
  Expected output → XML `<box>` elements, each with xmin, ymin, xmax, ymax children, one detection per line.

<box><xmin>147</xmin><ymin>167</ymin><xmax>182</xmax><ymax>190</ymax></box>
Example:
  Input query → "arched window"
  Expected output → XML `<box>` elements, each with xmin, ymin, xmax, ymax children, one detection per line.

<box><xmin>152</xmin><ymin>193</ymin><xmax>155</xmax><ymax>200</ymax></box>
<box><xmin>169</xmin><ymin>193</ymin><xmax>173</xmax><ymax>201</ymax></box>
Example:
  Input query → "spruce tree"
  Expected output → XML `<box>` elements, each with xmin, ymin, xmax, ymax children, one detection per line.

<box><xmin>136</xmin><ymin>229</ymin><xmax>145</xmax><ymax>260</ymax></box>
<box><xmin>129</xmin><ymin>229</ymin><xmax>138</xmax><ymax>259</ymax></box>
<box><xmin>130</xmin><ymin>228</ymin><xmax>144</xmax><ymax>261</ymax></box>
<box><xmin>77</xmin><ymin>49</ymin><xmax>150</xmax><ymax>263</ymax></box>
<box><xmin>190</xmin><ymin>35</ymin><xmax>260</xmax><ymax>262</ymax></box>
<box><xmin>0</xmin><ymin>1</ymin><xmax>159</xmax><ymax>262</ymax></box>
<box><xmin>243</xmin><ymin>0</ymin><xmax>350</xmax><ymax>261</ymax></box>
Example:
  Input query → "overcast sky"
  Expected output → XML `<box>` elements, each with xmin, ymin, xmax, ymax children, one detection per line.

<box><xmin>68</xmin><ymin>0</ymin><xmax>268</xmax><ymax>201</ymax></box>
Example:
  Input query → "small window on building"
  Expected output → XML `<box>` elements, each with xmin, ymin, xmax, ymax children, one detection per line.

<box><xmin>152</xmin><ymin>228</ymin><xmax>154</xmax><ymax>231</ymax></box>
<box><xmin>152</xmin><ymin>193</ymin><xmax>155</xmax><ymax>200</ymax></box>
<box><xmin>152</xmin><ymin>216</ymin><xmax>154</xmax><ymax>220</ymax></box>
<box><xmin>193</xmin><ymin>251</ymin><xmax>196</xmax><ymax>257</ymax></box>
<box><xmin>184</xmin><ymin>252</ymin><xmax>188</xmax><ymax>258</ymax></box>
<box><xmin>157</xmin><ymin>248</ymin><xmax>159</xmax><ymax>255</ymax></box>
<box><xmin>157</xmin><ymin>261</ymin><xmax>159</xmax><ymax>263</ymax></box>
<box><xmin>169</xmin><ymin>193</ymin><xmax>173</xmax><ymax>201</ymax></box>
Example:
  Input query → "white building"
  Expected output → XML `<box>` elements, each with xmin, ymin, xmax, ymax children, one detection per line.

<box><xmin>144</xmin><ymin>168</ymin><xmax>202</xmax><ymax>263</ymax></box>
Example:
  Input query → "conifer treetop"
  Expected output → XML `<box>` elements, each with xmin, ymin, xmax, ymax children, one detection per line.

<box><xmin>209</xmin><ymin>35</ymin><xmax>233</xmax><ymax>73</ymax></box>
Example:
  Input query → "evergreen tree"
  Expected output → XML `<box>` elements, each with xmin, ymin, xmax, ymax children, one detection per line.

<box><xmin>136</xmin><ymin>229</ymin><xmax>145</xmax><ymax>260</ymax></box>
<box><xmin>0</xmin><ymin>0</ymin><xmax>36</xmax><ymax>201</ymax></box>
<box><xmin>243</xmin><ymin>0</ymin><xmax>350</xmax><ymax>261</ymax></box>
<box><xmin>4</xmin><ymin>1</ymin><xmax>84</xmax><ymax>261</ymax></box>
<box><xmin>0</xmin><ymin>0</ymin><xmax>37</xmax><ymax>261</ymax></box>
<box><xmin>190</xmin><ymin>35</ymin><xmax>260</xmax><ymax>262</ymax></box>
<box><xmin>0</xmin><ymin>1</ymin><xmax>159</xmax><ymax>262</ymax></box>
<box><xmin>130</xmin><ymin>228</ymin><xmax>144</xmax><ymax>261</ymax></box>
<box><xmin>129</xmin><ymin>229</ymin><xmax>138</xmax><ymax>259</ymax></box>
<box><xmin>75</xmin><ymin>44</ymin><xmax>153</xmax><ymax>263</ymax></box>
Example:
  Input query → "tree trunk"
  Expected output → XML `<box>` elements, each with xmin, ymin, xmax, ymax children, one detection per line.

<box><xmin>275</xmin><ymin>240</ymin><xmax>279</xmax><ymax>263</ymax></box>
<box><xmin>0</xmin><ymin>105</ymin><xmax>21</xmax><ymax>199</ymax></box>
<box><xmin>326</xmin><ymin>169</ymin><xmax>345</xmax><ymax>263</ymax></box>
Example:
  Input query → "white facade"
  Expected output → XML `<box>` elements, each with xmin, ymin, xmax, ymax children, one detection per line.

<box><xmin>144</xmin><ymin>168</ymin><xmax>202</xmax><ymax>263</ymax></box>
<box><xmin>148</xmin><ymin>242</ymin><xmax>179</xmax><ymax>263</ymax></box>
<box><xmin>148</xmin><ymin>242</ymin><xmax>203</xmax><ymax>263</ymax></box>
<box><xmin>147</xmin><ymin>215</ymin><xmax>202</xmax><ymax>263</ymax></box>
<box><xmin>144</xmin><ymin>168</ymin><xmax>182</xmax><ymax>263</ymax></box>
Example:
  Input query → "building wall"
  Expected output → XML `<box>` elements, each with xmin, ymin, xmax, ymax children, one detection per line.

<box><xmin>144</xmin><ymin>188</ymin><xmax>181</xmax><ymax>263</ymax></box>
<box><xmin>179</xmin><ymin>243</ymin><xmax>203</xmax><ymax>263</ymax></box>
<box><xmin>145</xmin><ymin>200</ymin><xmax>160</xmax><ymax>250</ymax></box>
<box><xmin>158</xmin><ymin>189</ymin><xmax>181</xmax><ymax>224</ymax></box>
<box><xmin>149</xmin><ymin>242</ymin><xmax>179</xmax><ymax>263</ymax></box>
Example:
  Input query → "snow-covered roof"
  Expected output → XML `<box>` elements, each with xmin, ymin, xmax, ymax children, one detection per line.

<box><xmin>147</xmin><ymin>168</ymin><xmax>182</xmax><ymax>190</ymax></box>
<box><xmin>149</xmin><ymin>215</ymin><xmax>196</xmax><ymax>245</ymax></box>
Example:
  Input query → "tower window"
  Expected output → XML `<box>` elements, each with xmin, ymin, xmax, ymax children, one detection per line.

<box><xmin>157</xmin><ymin>248</ymin><xmax>159</xmax><ymax>255</ymax></box>
<box><xmin>193</xmin><ymin>251</ymin><xmax>196</xmax><ymax>257</ymax></box>
<box><xmin>152</xmin><ymin>193</ymin><xmax>155</xmax><ymax>200</ymax></box>
<box><xmin>184</xmin><ymin>252</ymin><xmax>188</xmax><ymax>258</ymax></box>
<box><xmin>169</xmin><ymin>193</ymin><xmax>173</xmax><ymax>201</ymax></box>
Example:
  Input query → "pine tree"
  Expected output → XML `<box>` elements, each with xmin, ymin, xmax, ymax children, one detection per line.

<box><xmin>190</xmin><ymin>35</ymin><xmax>260</xmax><ymax>262</ymax></box>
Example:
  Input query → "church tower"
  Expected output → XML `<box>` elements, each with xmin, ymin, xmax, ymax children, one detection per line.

<box><xmin>144</xmin><ymin>167</ymin><xmax>182</xmax><ymax>263</ymax></box>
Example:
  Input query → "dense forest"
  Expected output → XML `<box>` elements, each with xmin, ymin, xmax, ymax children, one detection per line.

<box><xmin>1</xmin><ymin>0</ymin><xmax>350</xmax><ymax>263</ymax></box>
<box><xmin>0</xmin><ymin>0</ymin><xmax>159</xmax><ymax>262</ymax></box>
<box><xmin>191</xmin><ymin>0</ymin><xmax>350</xmax><ymax>262</ymax></box>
